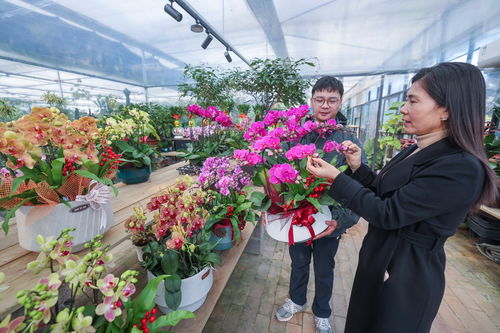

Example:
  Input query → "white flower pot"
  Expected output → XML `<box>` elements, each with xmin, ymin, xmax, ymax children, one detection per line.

<box><xmin>265</xmin><ymin>204</ymin><xmax>331</xmax><ymax>243</ymax></box>
<box><xmin>148</xmin><ymin>267</ymin><xmax>213</xmax><ymax>314</ymax></box>
<box><xmin>134</xmin><ymin>245</ymin><xmax>144</xmax><ymax>261</ymax></box>
<box><xmin>15</xmin><ymin>200</ymin><xmax>114</xmax><ymax>252</ymax></box>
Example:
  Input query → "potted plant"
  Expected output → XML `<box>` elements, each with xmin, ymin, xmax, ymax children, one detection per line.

<box><xmin>0</xmin><ymin>229</ymin><xmax>194</xmax><ymax>333</ymax></box>
<box><xmin>0</xmin><ymin>107</ymin><xmax>120</xmax><ymax>251</ymax></box>
<box><xmin>178</xmin><ymin>104</ymin><xmax>250</xmax><ymax>175</ymax></box>
<box><xmin>198</xmin><ymin>156</ymin><xmax>257</xmax><ymax>250</ymax></box>
<box><xmin>141</xmin><ymin>177</ymin><xmax>220</xmax><ymax>313</ymax></box>
<box><xmin>100</xmin><ymin>107</ymin><xmax>158</xmax><ymax>184</ymax></box>
<box><xmin>233</xmin><ymin>105</ymin><xmax>349</xmax><ymax>245</ymax></box>
<box><xmin>124</xmin><ymin>206</ymin><xmax>155</xmax><ymax>261</ymax></box>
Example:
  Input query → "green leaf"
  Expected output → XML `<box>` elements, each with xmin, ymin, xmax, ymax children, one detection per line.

<box><xmin>234</xmin><ymin>201</ymin><xmax>252</xmax><ymax>214</ymax></box>
<box><xmin>249</xmin><ymin>191</ymin><xmax>265</xmax><ymax>206</ymax></box>
<box><xmin>164</xmin><ymin>275</ymin><xmax>181</xmax><ymax>293</ymax></box>
<box><xmin>131</xmin><ymin>274</ymin><xmax>169</xmax><ymax>323</ymax></box>
<box><xmin>74</xmin><ymin>170</ymin><xmax>119</xmax><ymax>196</ymax></box>
<box><xmin>294</xmin><ymin>193</ymin><xmax>305</xmax><ymax>203</ymax></box>
<box><xmin>2</xmin><ymin>196</ymin><xmax>35</xmax><ymax>234</ymax></box>
<box><xmin>149</xmin><ymin>310</ymin><xmax>195</xmax><ymax>330</ymax></box>
<box><xmin>10</xmin><ymin>176</ymin><xmax>28</xmax><ymax>195</ymax></box>
<box><xmin>306</xmin><ymin>197</ymin><xmax>321</xmax><ymax>210</ymax></box>
<box><xmin>165</xmin><ymin>289</ymin><xmax>182</xmax><ymax>310</ymax></box>
<box><xmin>161</xmin><ymin>249</ymin><xmax>179</xmax><ymax>274</ymax></box>
<box><xmin>318</xmin><ymin>195</ymin><xmax>335</xmax><ymax>206</ymax></box>
<box><xmin>204</xmin><ymin>253</ymin><xmax>221</xmax><ymax>266</ymax></box>
<box><xmin>51</xmin><ymin>157</ymin><xmax>65</xmax><ymax>185</ymax></box>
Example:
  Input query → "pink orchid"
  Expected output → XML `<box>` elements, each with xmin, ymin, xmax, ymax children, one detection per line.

<box><xmin>285</xmin><ymin>105</ymin><xmax>311</xmax><ymax>119</ymax></box>
<box><xmin>97</xmin><ymin>274</ymin><xmax>118</xmax><ymax>297</ymax></box>
<box><xmin>285</xmin><ymin>143</ymin><xmax>317</xmax><ymax>161</ymax></box>
<box><xmin>302</xmin><ymin>120</ymin><xmax>319</xmax><ymax>132</ymax></box>
<box><xmin>243</xmin><ymin>121</ymin><xmax>267</xmax><ymax>141</ymax></box>
<box><xmin>120</xmin><ymin>283</ymin><xmax>136</xmax><ymax>301</ymax></box>
<box><xmin>95</xmin><ymin>296</ymin><xmax>122</xmax><ymax>322</ymax></box>
<box><xmin>268</xmin><ymin>127</ymin><xmax>286</xmax><ymax>139</ymax></box>
<box><xmin>324</xmin><ymin>140</ymin><xmax>348</xmax><ymax>153</ymax></box>
<box><xmin>269</xmin><ymin>163</ymin><xmax>299</xmax><ymax>184</ymax></box>
<box><xmin>264</xmin><ymin>110</ymin><xmax>285</xmax><ymax>126</ymax></box>
<box><xmin>251</xmin><ymin>136</ymin><xmax>281</xmax><ymax>152</ymax></box>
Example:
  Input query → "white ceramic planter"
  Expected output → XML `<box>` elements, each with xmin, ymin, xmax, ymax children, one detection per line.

<box><xmin>265</xmin><ymin>204</ymin><xmax>331</xmax><ymax>243</ymax></box>
<box><xmin>134</xmin><ymin>245</ymin><xmax>144</xmax><ymax>261</ymax></box>
<box><xmin>15</xmin><ymin>200</ymin><xmax>114</xmax><ymax>252</ymax></box>
<box><xmin>148</xmin><ymin>267</ymin><xmax>213</xmax><ymax>314</ymax></box>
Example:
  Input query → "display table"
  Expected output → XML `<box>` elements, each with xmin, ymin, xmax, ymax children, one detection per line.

<box><xmin>0</xmin><ymin>161</ymin><xmax>257</xmax><ymax>333</ymax></box>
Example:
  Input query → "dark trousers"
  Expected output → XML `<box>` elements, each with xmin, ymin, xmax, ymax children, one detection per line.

<box><xmin>288</xmin><ymin>236</ymin><xmax>340</xmax><ymax>318</ymax></box>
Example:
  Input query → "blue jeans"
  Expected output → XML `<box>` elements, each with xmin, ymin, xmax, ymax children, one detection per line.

<box><xmin>288</xmin><ymin>236</ymin><xmax>340</xmax><ymax>318</ymax></box>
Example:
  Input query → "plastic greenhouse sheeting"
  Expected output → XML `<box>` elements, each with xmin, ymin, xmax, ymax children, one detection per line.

<box><xmin>0</xmin><ymin>0</ymin><xmax>500</xmax><ymax>100</ymax></box>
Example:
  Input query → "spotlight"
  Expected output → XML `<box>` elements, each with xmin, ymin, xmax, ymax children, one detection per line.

<box><xmin>224</xmin><ymin>48</ymin><xmax>232</xmax><ymax>63</ymax></box>
<box><xmin>164</xmin><ymin>1</ymin><xmax>182</xmax><ymax>22</ymax></box>
<box><xmin>191</xmin><ymin>20</ymin><xmax>203</xmax><ymax>33</ymax></box>
<box><xmin>201</xmin><ymin>33</ymin><xmax>213</xmax><ymax>49</ymax></box>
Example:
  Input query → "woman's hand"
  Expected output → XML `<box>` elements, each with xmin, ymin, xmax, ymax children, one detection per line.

<box><xmin>342</xmin><ymin>140</ymin><xmax>362</xmax><ymax>172</ymax></box>
<box><xmin>306</xmin><ymin>155</ymin><xmax>341</xmax><ymax>179</ymax></box>
<box><xmin>312</xmin><ymin>220</ymin><xmax>338</xmax><ymax>240</ymax></box>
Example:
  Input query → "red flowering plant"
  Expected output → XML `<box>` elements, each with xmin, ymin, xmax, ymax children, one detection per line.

<box><xmin>233</xmin><ymin>105</ymin><xmax>349</xmax><ymax>244</ymax></box>
<box><xmin>0</xmin><ymin>229</ymin><xmax>193</xmax><ymax>333</ymax></box>
<box><xmin>140</xmin><ymin>176</ymin><xmax>220</xmax><ymax>310</ymax></box>
<box><xmin>197</xmin><ymin>156</ymin><xmax>258</xmax><ymax>243</ymax></box>
<box><xmin>0</xmin><ymin>107</ymin><xmax>120</xmax><ymax>234</ymax></box>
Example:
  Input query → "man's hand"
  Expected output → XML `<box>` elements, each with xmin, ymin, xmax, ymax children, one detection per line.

<box><xmin>312</xmin><ymin>220</ymin><xmax>338</xmax><ymax>240</ymax></box>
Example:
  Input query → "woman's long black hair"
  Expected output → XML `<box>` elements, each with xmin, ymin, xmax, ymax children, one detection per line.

<box><xmin>412</xmin><ymin>62</ymin><xmax>498</xmax><ymax>210</ymax></box>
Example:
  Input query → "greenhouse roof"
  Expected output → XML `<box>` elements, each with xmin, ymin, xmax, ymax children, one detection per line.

<box><xmin>1</xmin><ymin>0</ymin><xmax>500</xmax><ymax>103</ymax></box>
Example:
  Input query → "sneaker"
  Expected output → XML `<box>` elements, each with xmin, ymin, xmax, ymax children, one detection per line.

<box><xmin>275</xmin><ymin>298</ymin><xmax>306</xmax><ymax>322</ymax></box>
<box><xmin>314</xmin><ymin>316</ymin><xmax>333</xmax><ymax>333</ymax></box>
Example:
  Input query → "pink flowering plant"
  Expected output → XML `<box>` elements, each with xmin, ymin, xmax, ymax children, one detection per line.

<box><xmin>0</xmin><ymin>229</ymin><xmax>193</xmax><ymax>333</ymax></box>
<box><xmin>198</xmin><ymin>157</ymin><xmax>258</xmax><ymax>242</ymax></box>
<box><xmin>140</xmin><ymin>176</ymin><xmax>221</xmax><ymax>310</ymax></box>
<box><xmin>233</xmin><ymin>105</ymin><xmax>349</xmax><ymax>213</ymax></box>
<box><xmin>179</xmin><ymin>105</ymin><xmax>249</xmax><ymax>167</ymax></box>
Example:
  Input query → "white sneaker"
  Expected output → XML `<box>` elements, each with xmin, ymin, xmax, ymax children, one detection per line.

<box><xmin>275</xmin><ymin>298</ymin><xmax>306</xmax><ymax>321</ymax></box>
<box><xmin>315</xmin><ymin>316</ymin><xmax>333</xmax><ymax>333</ymax></box>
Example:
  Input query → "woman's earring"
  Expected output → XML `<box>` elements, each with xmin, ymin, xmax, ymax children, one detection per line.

<box><xmin>440</xmin><ymin>117</ymin><xmax>448</xmax><ymax>121</ymax></box>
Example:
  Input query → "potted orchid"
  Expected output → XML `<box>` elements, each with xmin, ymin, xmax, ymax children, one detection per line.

<box><xmin>0</xmin><ymin>107</ymin><xmax>120</xmax><ymax>251</ymax></box>
<box><xmin>178</xmin><ymin>105</ymin><xmax>247</xmax><ymax>173</ymax></box>
<box><xmin>100</xmin><ymin>107</ymin><xmax>158</xmax><ymax>184</ymax></box>
<box><xmin>140</xmin><ymin>176</ymin><xmax>220</xmax><ymax>313</ymax></box>
<box><xmin>0</xmin><ymin>229</ymin><xmax>194</xmax><ymax>333</ymax></box>
<box><xmin>124</xmin><ymin>206</ymin><xmax>155</xmax><ymax>261</ymax></box>
<box><xmin>198</xmin><ymin>156</ymin><xmax>258</xmax><ymax>250</ymax></box>
<box><xmin>233</xmin><ymin>105</ymin><xmax>348</xmax><ymax>245</ymax></box>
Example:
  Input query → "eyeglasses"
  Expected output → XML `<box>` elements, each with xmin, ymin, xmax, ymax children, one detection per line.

<box><xmin>313</xmin><ymin>97</ymin><xmax>340</xmax><ymax>107</ymax></box>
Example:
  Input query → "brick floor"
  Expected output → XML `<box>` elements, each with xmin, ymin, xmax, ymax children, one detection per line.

<box><xmin>203</xmin><ymin>220</ymin><xmax>500</xmax><ymax>333</ymax></box>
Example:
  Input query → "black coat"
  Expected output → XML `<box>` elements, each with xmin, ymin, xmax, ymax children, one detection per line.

<box><xmin>328</xmin><ymin>138</ymin><xmax>485</xmax><ymax>333</ymax></box>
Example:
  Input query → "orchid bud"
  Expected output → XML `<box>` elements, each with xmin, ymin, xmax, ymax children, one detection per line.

<box><xmin>3</xmin><ymin>131</ymin><xmax>18</xmax><ymax>139</ymax></box>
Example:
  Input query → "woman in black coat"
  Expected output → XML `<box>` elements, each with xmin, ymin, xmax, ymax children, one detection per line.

<box><xmin>306</xmin><ymin>62</ymin><xmax>498</xmax><ymax>333</ymax></box>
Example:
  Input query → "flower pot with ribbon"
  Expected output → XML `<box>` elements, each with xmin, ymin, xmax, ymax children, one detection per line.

<box><xmin>208</xmin><ymin>215</ymin><xmax>247</xmax><ymax>251</ymax></box>
<box><xmin>15</xmin><ymin>180</ymin><xmax>114</xmax><ymax>252</ymax></box>
<box><xmin>265</xmin><ymin>202</ymin><xmax>331</xmax><ymax>246</ymax></box>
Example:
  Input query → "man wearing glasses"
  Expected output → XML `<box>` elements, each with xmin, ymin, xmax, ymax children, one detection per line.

<box><xmin>275</xmin><ymin>76</ymin><xmax>367</xmax><ymax>333</ymax></box>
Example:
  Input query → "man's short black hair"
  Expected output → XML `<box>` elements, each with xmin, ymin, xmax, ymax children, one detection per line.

<box><xmin>312</xmin><ymin>76</ymin><xmax>344</xmax><ymax>98</ymax></box>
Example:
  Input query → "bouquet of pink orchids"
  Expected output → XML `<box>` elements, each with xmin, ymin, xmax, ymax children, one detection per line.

<box><xmin>233</xmin><ymin>105</ymin><xmax>349</xmax><ymax>244</ymax></box>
